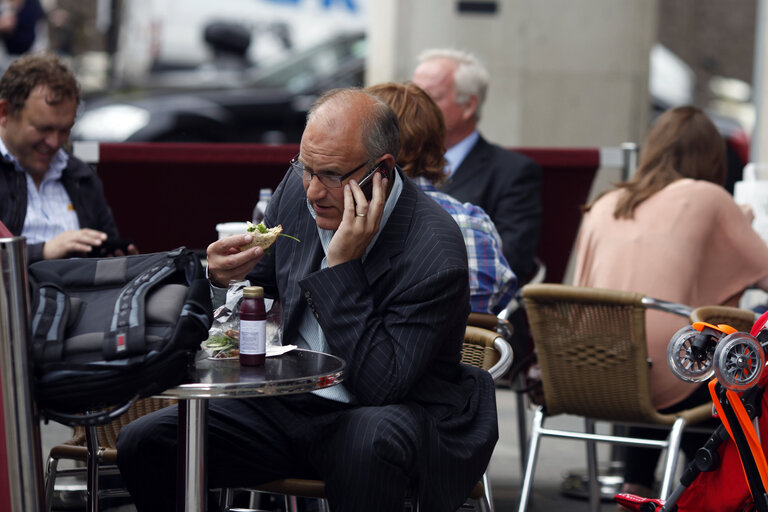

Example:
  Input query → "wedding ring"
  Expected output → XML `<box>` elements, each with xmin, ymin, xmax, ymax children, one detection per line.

<box><xmin>356</xmin><ymin>213</ymin><xmax>366</xmax><ymax>217</ymax></box>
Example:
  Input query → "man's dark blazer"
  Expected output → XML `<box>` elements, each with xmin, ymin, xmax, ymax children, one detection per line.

<box><xmin>248</xmin><ymin>168</ymin><xmax>499</xmax><ymax>511</ymax></box>
<box><xmin>440</xmin><ymin>134</ymin><xmax>542</xmax><ymax>281</ymax></box>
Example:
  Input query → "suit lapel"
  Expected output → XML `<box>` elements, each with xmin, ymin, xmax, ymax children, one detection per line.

<box><xmin>361</xmin><ymin>170</ymin><xmax>415</xmax><ymax>286</ymax></box>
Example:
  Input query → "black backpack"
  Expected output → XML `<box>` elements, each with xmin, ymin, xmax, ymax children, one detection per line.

<box><xmin>28</xmin><ymin>247</ymin><xmax>212</xmax><ymax>425</ymax></box>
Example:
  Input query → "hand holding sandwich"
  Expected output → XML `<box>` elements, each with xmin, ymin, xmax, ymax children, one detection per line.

<box><xmin>206</xmin><ymin>234</ymin><xmax>265</xmax><ymax>287</ymax></box>
<box><xmin>207</xmin><ymin>223</ymin><xmax>298</xmax><ymax>287</ymax></box>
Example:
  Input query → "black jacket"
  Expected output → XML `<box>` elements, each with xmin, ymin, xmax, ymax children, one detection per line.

<box><xmin>440</xmin><ymin>135</ymin><xmax>543</xmax><ymax>281</ymax></box>
<box><xmin>0</xmin><ymin>155</ymin><xmax>120</xmax><ymax>263</ymax></box>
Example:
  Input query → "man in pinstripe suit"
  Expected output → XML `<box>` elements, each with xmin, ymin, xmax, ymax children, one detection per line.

<box><xmin>117</xmin><ymin>88</ymin><xmax>499</xmax><ymax>512</ymax></box>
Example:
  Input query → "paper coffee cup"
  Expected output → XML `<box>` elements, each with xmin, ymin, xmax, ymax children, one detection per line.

<box><xmin>216</xmin><ymin>222</ymin><xmax>249</xmax><ymax>240</ymax></box>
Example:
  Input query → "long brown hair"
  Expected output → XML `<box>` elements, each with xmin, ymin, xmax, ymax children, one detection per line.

<box><xmin>585</xmin><ymin>106</ymin><xmax>727</xmax><ymax>219</ymax></box>
<box><xmin>365</xmin><ymin>82</ymin><xmax>447</xmax><ymax>185</ymax></box>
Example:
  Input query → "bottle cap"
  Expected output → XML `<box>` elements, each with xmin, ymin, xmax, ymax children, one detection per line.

<box><xmin>243</xmin><ymin>286</ymin><xmax>264</xmax><ymax>298</ymax></box>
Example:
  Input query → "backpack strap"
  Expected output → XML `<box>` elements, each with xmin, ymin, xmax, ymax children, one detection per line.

<box><xmin>30</xmin><ymin>283</ymin><xmax>70</xmax><ymax>363</ymax></box>
<box><xmin>103</xmin><ymin>248</ymin><xmax>184</xmax><ymax>360</ymax></box>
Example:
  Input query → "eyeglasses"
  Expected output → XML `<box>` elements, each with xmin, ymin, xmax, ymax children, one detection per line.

<box><xmin>290</xmin><ymin>154</ymin><xmax>370</xmax><ymax>189</ymax></box>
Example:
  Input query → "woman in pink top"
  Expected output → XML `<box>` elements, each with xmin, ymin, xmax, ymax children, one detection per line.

<box><xmin>574</xmin><ymin>106</ymin><xmax>768</xmax><ymax>499</ymax></box>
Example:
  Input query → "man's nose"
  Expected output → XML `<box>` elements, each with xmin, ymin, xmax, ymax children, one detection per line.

<box><xmin>45</xmin><ymin>131</ymin><xmax>66</xmax><ymax>149</ymax></box>
<box><xmin>305</xmin><ymin>175</ymin><xmax>327</xmax><ymax>199</ymax></box>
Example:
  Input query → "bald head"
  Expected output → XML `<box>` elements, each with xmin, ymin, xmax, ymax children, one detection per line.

<box><xmin>299</xmin><ymin>88</ymin><xmax>400</xmax><ymax>230</ymax></box>
<box><xmin>413</xmin><ymin>49</ymin><xmax>489</xmax><ymax>148</ymax></box>
<box><xmin>307</xmin><ymin>88</ymin><xmax>400</xmax><ymax>162</ymax></box>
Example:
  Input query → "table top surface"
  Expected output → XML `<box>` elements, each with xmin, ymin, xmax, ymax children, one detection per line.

<box><xmin>161</xmin><ymin>348</ymin><xmax>345</xmax><ymax>399</ymax></box>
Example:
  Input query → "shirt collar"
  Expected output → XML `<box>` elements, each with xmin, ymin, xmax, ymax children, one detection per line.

<box><xmin>0</xmin><ymin>136</ymin><xmax>69</xmax><ymax>180</ymax></box>
<box><xmin>444</xmin><ymin>130</ymin><xmax>479</xmax><ymax>179</ymax></box>
<box><xmin>414</xmin><ymin>175</ymin><xmax>437</xmax><ymax>192</ymax></box>
<box><xmin>306</xmin><ymin>169</ymin><xmax>404</xmax><ymax>261</ymax></box>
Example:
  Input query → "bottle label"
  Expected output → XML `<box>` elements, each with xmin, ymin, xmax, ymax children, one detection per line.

<box><xmin>240</xmin><ymin>320</ymin><xmax>266</xmax><ymax>355</ymax></box>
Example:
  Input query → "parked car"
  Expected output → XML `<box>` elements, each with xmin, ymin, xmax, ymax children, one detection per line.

<box><xmin>72</xmin><ymin>30</ymin><xmax>366</xmax><ymax>143</ymax></box>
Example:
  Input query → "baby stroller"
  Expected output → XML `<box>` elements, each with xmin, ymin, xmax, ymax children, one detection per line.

<box><xmin>616</xmin><ymin>309</ymin><xmax>768</xmax><ymax>512</ymax></box>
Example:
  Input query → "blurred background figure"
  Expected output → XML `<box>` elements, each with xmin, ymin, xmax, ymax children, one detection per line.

<box><xmin>0</xmin><ymin>0</ymin><xmax>44</xmax><ymax>67</ymax></box>
<box><xmin>0</xmin><ymin>52</ymin><xmax>137</xmax><ymax>262</ymax></box>
<box><xmin>573</xmin><ymin>105</ymin><xmax>768</xmax><ymax>500</ymax></box>
<box><xmin>412</xmin><ymin>48</ymin><xmax>542</xmax><ymax>285</ymax></box>
<box><xmin>367</xmin><ymin>81</ymin><xmax>517</xmax><ymax>315</ymax></box>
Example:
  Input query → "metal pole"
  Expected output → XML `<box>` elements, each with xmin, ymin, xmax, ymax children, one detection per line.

<box><xmin>184</xmin><ymin>398</ymin><xmax>208</xmax><ymax>512</ymax></box>
<box><xmin>621</xmin><ymin>142</ymin><xmax>639</xmax><ymax>181</ymax></box>
<box><xmin>752</xmin><ymin>0</ymin><xmax>766</xmax><ymax>163</ymax></box>
<box><xmin>0</xmin><ymin>236</ymin><xmax>43</xmax><ymax>511</ymax></box>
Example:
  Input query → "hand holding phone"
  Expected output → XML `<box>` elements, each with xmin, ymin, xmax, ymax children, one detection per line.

<box><xmin>356</xmin><ymin>161</ymin><xmax>390</xmax><ymax>200</ymax></box>
<box><xmin>326</xmin><ymin>160</ymin><xmax>390</xmax><ymax>267</ymax></box>
<box><xmin>89</xmin><ymin>238</ymin><xmax>135</xmax><ymax>258</ymax></box>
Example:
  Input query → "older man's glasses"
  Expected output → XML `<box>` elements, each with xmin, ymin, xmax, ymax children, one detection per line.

<box><xmin>290</xmin><ymin>154</ymin><xmax>369</xmax><ymax>189</ymax></box>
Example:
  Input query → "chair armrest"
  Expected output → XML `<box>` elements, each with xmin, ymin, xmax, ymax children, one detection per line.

<box><xmin>468</xmin><ymin>312</ymin><xmax>500</xmax><ymax>331</ymax></box>
<box><xmin>641</xmin><ymin>296</ymin><xmax>693</xmax><ymax>317</ymax></box>
<box><xmin>490</xmin><ymin>338</ymin><xmax>513</xmax><ymax>381</ymax></box>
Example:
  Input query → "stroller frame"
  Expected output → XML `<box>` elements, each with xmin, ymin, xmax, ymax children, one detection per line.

<box><xmin>617</xmin><ymin>316</ymin><xmax>768</xmax><ymax>512</ymax></box>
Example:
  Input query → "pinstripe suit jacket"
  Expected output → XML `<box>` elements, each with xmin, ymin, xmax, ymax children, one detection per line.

<box><xmin>247</xmin><ymin>168</ymin><xmax>499</xmax><ymax>511</ymax></box>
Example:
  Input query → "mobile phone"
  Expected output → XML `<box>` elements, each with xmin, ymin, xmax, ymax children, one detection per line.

<box><xmin>88</xmin><ymin>238</ymin><xmax>134</xmax><ymax>258</ymax></box>
<box><xmin>357</xmin><ymin>161</ymin><xmax>389</xmax><ymax>200</ymax></box>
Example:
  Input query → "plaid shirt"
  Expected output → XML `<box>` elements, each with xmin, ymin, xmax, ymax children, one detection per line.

<box><xmin>415</xmin><ymin>177</ymin><xmax>517</xmax><ymax>314</ymax></box>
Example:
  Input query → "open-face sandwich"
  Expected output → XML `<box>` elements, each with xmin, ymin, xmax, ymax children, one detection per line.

<box><xmin>239</xmin><ymin>221</ymin><xmax>284</xmax><ymax>251</ymax></box>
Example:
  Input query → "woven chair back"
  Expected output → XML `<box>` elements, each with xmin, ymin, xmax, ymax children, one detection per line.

<box><xmin>522</xmin><ymin>283</ymin><xmax>672</xmax><ymax>424</ymax></box>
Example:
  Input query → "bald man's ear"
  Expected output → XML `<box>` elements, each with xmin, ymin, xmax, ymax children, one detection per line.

<box><xmin>461</xmin><ymin>95</ymin><xmax>479</xmax><ymax>121</ymax></box>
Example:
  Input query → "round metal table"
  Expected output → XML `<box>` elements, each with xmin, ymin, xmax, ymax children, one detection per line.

<box><xmin>160</xmin><ymin>349</ymin><xmax>345</xmax><ymax>512</ymax></box>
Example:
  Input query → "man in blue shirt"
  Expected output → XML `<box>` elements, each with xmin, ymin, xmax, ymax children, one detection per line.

<box><xmin>413</xmin><ymin>48</ymin><xmax>542</xmax><ymax>284</ymax></box>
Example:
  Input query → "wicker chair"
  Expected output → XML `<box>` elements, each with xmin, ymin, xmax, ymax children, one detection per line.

<box><xmin>518</xmin><ymin>284</ymin><xmax>714</xmax><ymax>512</ymax></box>
<box><xmin>221</xmin><ymin>325</ymin><xmax>512</xmax><ymax>512</ymax></box>
<box><xmin>44</xmin><ymin>397</ymin><xmax>177</xmax><ymax>512</ymax></box>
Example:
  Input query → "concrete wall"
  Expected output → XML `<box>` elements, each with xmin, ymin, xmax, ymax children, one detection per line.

<box><xmin>367</xmin><ymin>0</ymin><xmax>657</xmax><ymax>149</ymax></box>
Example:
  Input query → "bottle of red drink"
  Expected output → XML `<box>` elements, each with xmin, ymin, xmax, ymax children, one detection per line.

<box><xmin>239</xmin><ymin>286</ymin><xmax>266</xmax><ymax>366</ymax></box>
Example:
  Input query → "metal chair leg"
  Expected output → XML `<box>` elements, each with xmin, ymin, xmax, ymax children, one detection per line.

<box><xmin>85</xmin><ymin>426</ymin><xmax>100</xmax><ymax>512</ymax></box>
<box><xmin>659</xmin><ymin>417</ymin><xmax>686</xmax><ymax>499</ymax></box>
<box><xmin>44</xmin><ymin>456</ymin><xmax>59</xmax><ymax>512</ymax></box>
<box><xmin>219</xmin><ymin>488</ymin><xmax>235</xmax><ymax>510</ymax></box>
<box><xmin>248</xmin><ymin>490</ymin><xmax>260</xmax><ymax>509</ymax></box>
<box><xmin>482</xmin><ymin>470</ymin><xmax>494</xmax><ymax>512</ymax></box>
<box><xmin>585</xmin><ymin>419</ymin><xmax>600</xmax><ymax>512</ymax></box>
<box><xmin>515</xmin><ymin>373</ymin><xmax>529</xmax><ymax>478</ymax></box>
<box><xmin>517</xmin><ymin>405</ymin><xmax>545</xmax><ymax>512</ymax></box>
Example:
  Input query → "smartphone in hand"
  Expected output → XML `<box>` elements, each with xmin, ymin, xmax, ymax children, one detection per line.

<box><xmin>357</xmin><ymin>162</ymin><xmax>389</xmax><ymax>200</ymax></box>
<box><xmin>89</xmin><ymin>238</ymin><xmax>134</xmax><ymax>258</ymax></box>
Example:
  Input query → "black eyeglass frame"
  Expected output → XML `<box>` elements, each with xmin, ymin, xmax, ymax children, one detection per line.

<box><xmin>290</xmin><ymin>153</ymin><xmax>376</xmax><ymax>189</ymax></box>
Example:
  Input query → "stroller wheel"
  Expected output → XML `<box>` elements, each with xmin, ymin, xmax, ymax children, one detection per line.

<box><xmin>667</xmin><ymin>325</ymin><xmax>715</xmax><ymax>382</ymax></box>
<box><xmin>713</xmin><ymin>332</ymin><xmax>765</xmax><ymax>391</ymax></box>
